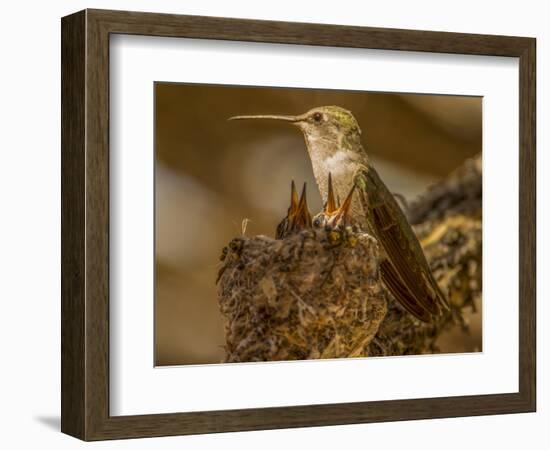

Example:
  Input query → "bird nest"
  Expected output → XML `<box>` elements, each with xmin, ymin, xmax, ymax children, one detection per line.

<box><xmin>217</xmin><ymin>227</ymin><xmax>387</xmax><ymax>363</ymax></box>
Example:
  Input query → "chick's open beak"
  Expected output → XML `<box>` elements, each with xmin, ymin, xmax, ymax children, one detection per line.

<box><xmin>291</xmin><ymin>183</ymin><xmax>312</xmax><ymax>230</ymax></box>
<box><xmin>325</xmin><ymin>173</ymin><xmax>337</xmax><ymax>214</ymax></box>
<box><xmin>289</xmin><ymin>180</ymin><xmax>299</xmax><ymax>218</ymax></box>
<box><xmin>332</xmin><ymin>185</ymin><xmax>356</xmax><ymax>225</ymax></box>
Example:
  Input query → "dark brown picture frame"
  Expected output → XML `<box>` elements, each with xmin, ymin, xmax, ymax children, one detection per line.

<box><xmin>61</xmin><ymin>8</ymin><xmax>536</xmax><ymax>441</ymax></box>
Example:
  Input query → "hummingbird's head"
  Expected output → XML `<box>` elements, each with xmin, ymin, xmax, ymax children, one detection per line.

<box><xmin>295</xmin><ymin>106</ymin><xmax>362</xmax><ymax>148</ymax></box>
<box><xmin>229</xmin><ymin>106</ymin><xmax>362</xmax><ymax>156</ymax></box>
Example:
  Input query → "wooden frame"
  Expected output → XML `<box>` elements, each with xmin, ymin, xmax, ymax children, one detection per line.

<box><xmin>61</xmin><ymin>8</ymin><xmax>536</xmax><ymax>441</ymax></box>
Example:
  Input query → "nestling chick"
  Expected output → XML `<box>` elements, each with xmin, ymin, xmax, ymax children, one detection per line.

<box><xmin>312</xmin><ymin>173</ymin><xmax>357</xmax><ymax>232</ymax></box>
<box><xmin>275</xmin><ymin>182</ymin><xmax>312</xmax><ymax>239</ymax></box>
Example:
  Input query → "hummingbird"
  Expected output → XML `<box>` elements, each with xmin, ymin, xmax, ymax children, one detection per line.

<box><xmin>275</xmin><ymin>181</ymin><xmax>312</xmax><ymax>239</ymax></box>
<box><xmin>230</xmin><ymin>106</ymin><xmax>449</xmax><ymax>323</ymax></box>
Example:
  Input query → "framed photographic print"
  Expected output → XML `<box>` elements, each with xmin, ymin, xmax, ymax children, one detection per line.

<box><xmin>61</xmin><ymin>9</ymin><xmax>536</xmax><ymax>440</ymax></box>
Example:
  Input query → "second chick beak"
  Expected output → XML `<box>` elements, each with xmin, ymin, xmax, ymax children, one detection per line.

<box><xmin>331</xmin><ymin>185</ymin><xmax>356</xmax><ymax>227</ymax></box>
<box><xmin>325</xmin><ymin>173</ymin><xmax>337</xmax><ymax>214</ymax></box>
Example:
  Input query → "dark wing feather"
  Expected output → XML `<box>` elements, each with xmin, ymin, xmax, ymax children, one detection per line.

<box><xmin>371</xmin><ymin>204</ymin><xmax>440</xmax><ymax>317</ymax></box>
<box><xmin>357</xmin><ymin>167</ymin><xmax>448</xmax><ymax>319</ymax></box>
<box><xmin>380</xmin><ymin>260</ymin><xmax>432</xmax><ymax>323</ymax></box>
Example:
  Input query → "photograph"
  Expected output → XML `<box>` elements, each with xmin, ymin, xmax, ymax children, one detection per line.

<box><xmin>154</xmin><ymin>83</ymin><xmax>482</xmax><ymax>366</ymax></box>
<box><xmin>54</xmin><ymin>5</ymin><xmax>537</xmax><ymax>443</ymax></box>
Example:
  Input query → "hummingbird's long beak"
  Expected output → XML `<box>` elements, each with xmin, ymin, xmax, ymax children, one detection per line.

<box><xmin>228</xmin><ymin>114</ymin><xmax>301</xmax><ymax>123</ymax></box>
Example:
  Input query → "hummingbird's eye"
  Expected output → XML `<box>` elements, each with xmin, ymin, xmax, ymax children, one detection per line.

<box><xmin>312</xmin><ymin>112</ymin><xmax>323</xmax><ymax>123</ymax></box>
<box><xmin>313</xmin><ymin>217</ymin><xmax>322</xmax><ymax>227</ymax></box>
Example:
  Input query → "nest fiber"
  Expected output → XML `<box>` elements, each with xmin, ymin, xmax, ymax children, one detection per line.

<box><xmin>217</xmin><ymin>228</ymin><xmax>387</xmax><ymax>363</ymax></box>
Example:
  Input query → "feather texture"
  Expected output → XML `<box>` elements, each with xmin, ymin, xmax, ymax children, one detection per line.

<box><xmin>356</xmin><ymin>166</ymin><xmax>449</xmax><ymax>322</ymax></box>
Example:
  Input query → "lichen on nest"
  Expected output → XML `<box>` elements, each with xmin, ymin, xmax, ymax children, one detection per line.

<box><xmin>217</xmin><ymin>227</ymin><xmax>387</xmax><ymax>363</ymax></box>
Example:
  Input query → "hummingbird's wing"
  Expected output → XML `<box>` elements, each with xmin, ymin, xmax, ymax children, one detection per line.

<box><xmin>380</xmin><ymin>260</ymin><xmax>432</xmax><ymax>323</ymax></box>
<box><xmin>355</xmin><ymin>167</ymin><xmax>449</xmax><ymax>322</ymax></box>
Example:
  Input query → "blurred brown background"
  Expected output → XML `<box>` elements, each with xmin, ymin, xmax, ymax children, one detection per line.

<box><xmin>155</xmin><ymin>83</ymin><xmax>482</xmax><ymax>366</ymax></box>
